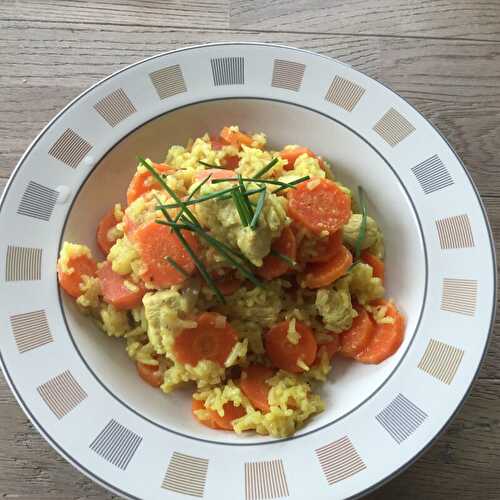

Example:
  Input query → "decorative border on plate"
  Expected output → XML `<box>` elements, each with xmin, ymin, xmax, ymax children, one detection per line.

<box><xmin>271</xmin><ymin>59</ymin><xmax>305</xmax><ymax>92</ymax></box>
<box><xmin>48</xmin><ymin>129</ymin><xmax>92</xmax><ymax>168</ymax></box>
<box><xmin>325</xmin><ymin>75</ymin><xmax>365</xmax><ymax>111</ymax></box>
<box><xmin>162</xmin><ymin>451</ymin><xmax>209</xmax><ymax>498</ymax></box>
<box><xmin>17</xmin><ymin>181</ymin><xmax>59</xmax><ymax>221</ymax></box>
<box><xmin>376</xmin><ymin>394</ymin><xmax>428</xmax><ymax>443</ymax></box>
<box><xmin>418</xmin><ymin>339</ymin><xmax>464</xmax><ymax>384</ymax></box>
<box><xmin>149</xmin><ymin>64</ymin><xmax>187</xmax><ymax>100</ymax></box>
<box><xmin>441</xmin><ymin>278</ymin><xmax>478</xmax><ymax>316</ymax></box>
<box><xmin>316</xmin><ymin>436</ymin><xmax>366</xmax><ymax>485</ymax></box>
<box><xmin>89</xmin><ymin>419</ymin><xmax>142</xmax><ymax>470</ymax></box>
<box><xmin>412</xmin><ymin>154</ymin><xmax>454</xmax><ymax>194</ymax></box>
<box><xmin>373</xmin><ymin>108</ymin><xmax>415</xmax><ymax>146</ymax></box>
<box><xmin>244</xmin><ymin>459</ymin><xmax>289</xmax><ymax>500</ymax></box>
<box><xmin>37</xmin><ymin>370</ymin><xmax>87</xmax><ymax>419</ymax></box>
<box><xmin>94</xmin><ymin>89</ymin><xmax>137</xmax><ymax>127</ymax></box>
<box><xmin>10</xmin><ymin>310</ymin><xmax>53</xmax><ymax>353</ymax></box>
<box><xmin>5</xmin><ymin>245</ymin><xmax>42</xmax><ymax>281</ymax></box>
<box><xmin>436</xmin><ymin>214</ymin><xmax>474</xmax><ymax>249</ymax></box>
<box><xmin>211</xmin><ymin>57</ymin><xmax>245</xmax><ymax>86</ymax></box>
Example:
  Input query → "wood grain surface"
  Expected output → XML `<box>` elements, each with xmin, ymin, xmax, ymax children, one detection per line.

<box><xmin>0</xmin><ymin>1</ymin><xmax>499</xmax><ymax>499</ymax></box>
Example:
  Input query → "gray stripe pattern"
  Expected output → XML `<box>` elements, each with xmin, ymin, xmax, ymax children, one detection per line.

<box><xmin>89</xmin><ymin>419</ymin><xmax>142</xmax><ymax>470</ymax></box>
<box><xmin>418</xmin><ymin>339</ymin><xmax>464</xmax><ymax>385</ymax></box>
<box><xmin>17</xmin><ymin>181</ymin><xmax>59</xmax><ymax>221</ymax></box>
<box><xmin>316</xmin><ymin>436</ymin><xmax>366</xmax><ymax>485</ymax></box>
<box><xmin>271</xmin><ymin>59</ymin><xmax>305</xmax><ymax>92</ymax></box>
<box><xmin>441</xmin><ymin>278</ymin><xmax>478</xmax><ymax>316</ymax></box>
<box><xmin>10</xmin><ymin>310</ymin><xmax>53</xmax><ymax>353</ymax></box>
<box><xmin>48</xmin><ymin>128</ymin><xmax>92</xmax><ymax>168</ymax></box>
<box><xmin>411</xmin><ymin>154</ymin><xmax>454</xmax><ymax>194</ymax></box>
<box><xmin>325</xmin><ymin>75</ymin><xmax>366</xmax><ymax>111</ymax></box>
<box><xmin>376</xmin><ymin>393</ymin><xmax>428</xmax><ymax>444</ymax></box>
<box><xmin>37</xmin><ymin>370</ymin><xmax>87</xmax><ymax>419</ymax></box>
<box><xmin>149</xmin><ymin>64</ymin><xmax>187</xmax><ymax>99</ymax></box>
<box><xmin>161</xmin><ymin>451</ymin><xmax>209</xmax><ymax>498</ymax></box>
<box><xmin>5</xmin><ymin>246</ymin><xmax>42</xmax><ymax>281</ymax></box>
<box><xmin>373</xmin><ymin>108</ymin><xmax>416</xmax><ymax>146</ymax></box>
<box><xmin>94</xmin><ymin>88</ymin><xmax>137</xmax><ymax>127</ymax></box>
<box><xmin>211</xmin><ymin>57</ymin><xmax>244</xmax><ymax>86</ymax></box>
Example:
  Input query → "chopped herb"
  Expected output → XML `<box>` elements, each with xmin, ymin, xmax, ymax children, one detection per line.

<box><xmin>270</xmin><ymin>249</ymin><xmax>296</xmax><ymax>267</ymax></box>
<box><xmin>176</xmin><ymin>216</ymin><xmax>262</xmax><ymax>287</ymax></box>
<box><xmin>231</xmin><ymin>189</ymin><xmax>250</xmax><ymax>226</ymax></box>
<box><xmin>250</xmin><ymin>189</ymin><xmax>266</xmax><ymax>230</ymax></box>
<box><xmin>174</xmin><ymin>173</ymin><xmax>212</xmax><ymax>223</ymax></box>
<box><xmin>139</xmin><ymin>157</ymin><xmax>200</xmax><ymax>227</ymax></box>
<box><xmin>238</xmin><ymin>173</ymin><xmax>254</xmax><ymax>223</ymax></box>
<box><xmin>155</xmin><ymin>206</ymin><xmax>225</xmax><ymax>304</ymax></box>
<box><xmin>198</xmin><ymin>160</ymin><xmax>220</xmax><ymax>169</ymax></box>
<box><xmin>158</xmin><ymin>185</ymin><xmax>238</xmax><ymax>209</ymax></box>
<box><xmin>254</xmin><ymin>157</ymin><xmax>279</xmax><ymax>178</ymax></box>
<box><xmin>211</xmin><ymin>176</ymin><xmax>304</xmax><ymax>189</ymax></box>
<box><xmin>271</xmin><ymin>176</ymin><xmax>310</xmax><ymax>194</ymax></box>
<box><xmin>165</xmin><ymin>256</ymin><xmax>190</xmax><ymax>279</ymax></box>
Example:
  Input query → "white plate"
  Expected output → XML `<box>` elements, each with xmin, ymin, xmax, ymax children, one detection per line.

<box><xmin>0</xmin><ymin>43</ymin><xmax>495</xmax><ymax>499</ymax></box>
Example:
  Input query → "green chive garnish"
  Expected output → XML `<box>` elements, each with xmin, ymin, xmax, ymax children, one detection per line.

<box><xmin>139</xmin><ymin>157</ymin><xmax>200</xmax><ymax>227</ymax></box>
<box><xmin>165</xmin><ymin>256</ymin><xmax>190</xmax><ymax>279</ymax></box>
<box><xmin>156</xmin><ymin>207</ymin><xmax>225</xmax><ymax>304</ymax></box>
<box><xmin>270</xmin><ymin>249</ymin><xmax>296</xmax><ymax>267</ymax></box>
<box><xmin>198</xmin><ymin>160</ymin><xmax>220</xmax><ymax>169</ymax></box>
<box><xmin>254</xmin><ymin>157</ymin><xmax>279</xmax><ymax>178</ymax></box>
<box><xmin>250</xmin><ymin>189</ymin><xmax>266</xmax><ymax>230</ymax></box>
<box><xmin>231</xmin><ymin>189</ymin><xmax>250</xmax><ymax>226</ymax></box>
<box><xmin>238</xmin><ymin>173</ymin><xmax>254</xmax><ymax>223</ymax></box>
<box><xmin>271</xmin><ymin>176</ymin><xmax>310</xmax><ymax>194</ymax></box>
<box><xmin>176</xmin><ymin>217</ymin><xmax>262</xmax><ymax>287</ymax></box>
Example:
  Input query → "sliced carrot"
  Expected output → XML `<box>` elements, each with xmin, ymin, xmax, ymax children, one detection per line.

<box><xmin>57</xmin><ymin>254</ymin><xmax>98</xmax><ymax>298</ymax></box>
<box><xmin>356</xmin><ymin>301</ymin><xmax>405</xmax><ymax>364</ymax></box>
<box><xmin>126</xmin><ymin>162</ymin><xmax>173</xmax><ymax>205</ymax></box>
<box><xmin>240</xmin><ymin>365</ymin><xmax>275</xmax><ymax>412</ymax></box>
<box><xmin>339</xmin><ymin>306</ymin><xmax>375</xmax><ymax>358</ymax></box>
<box><xmin>136</xmin><ymin>362</ymin><xmax>162</xmax><ymax>388</ymax></box>
<box><xmin>361</xmin><ymin>250</ymin><xmax>385</xmax><ymax>282</ymax></box>
<box><xmin>287</xmin><ymin>178</ymin><xmax>351</xmax><ymax>235</ymax></box>
<box><xmin>321</xmin><ymin>334</ymin><xmax>341</xmax><ymax>360</ymax></box>
<box><xmin>194</xmin><ymin>168</ymin><xmax>236</xmax><ymax>182</ymax></box>
<box><xmin>213</xmin><ymin>274</ymin><xmax>243</xmax><ymax>296</ymax></box>
<box><xmin>97</xmin><ymin>261</ymin><xmax>145</xmax><ymax>310</ymax></box>
<box><xmin>212</xmin><ymin>402</ymin><xmax>246</xmax><ymax>430</ymax></box>
<box><xmin>299</xmin><ymin>230</ymin><xmax>343</xmax><ymax>264</ymax></box>
<box><xmin>257</xmin><ymin>226</ymin><xmax>297</xmax><ymax>280</ymax></box>
<box><xmin>192</xmin><ymin>398</ymin><xmax>220</xmax><ymax>429</ymax></box>
<box><xmin>134</xmin><ymin>219</ymin><xmax>199</xmax><ymax>288</ymax></box>
<box><xmin>96</xmin><ymin>208</ymin><xmax>120</xmax><ymax>255</ymax></box>
<box><xmin>265</xmin><ymin>320</ymin><xmax>317</xmax><ymax>373</ymax></box>
<box><xmin>301</xmin><ymin>245</ymin><xmax>352</xmax><ymax>289</ymax></box>
<box><xmin>210</xmin><ymin>135</ymin><xmax>229</xmax><ymax>150</ymax></box>
<box><xmin>278</xmin><ymin>147</ymin><xmax>315</xmax><ymax>170</ymax></box>
<box><xmin>220</xmin><ymin>126</ymin><xmax>253</xmax><ymax>148</ymax></box>
<box><xmin>222</xmin><ymin>155</ymin><xmax>240</xmax><ymax>170</ymax></box>
<box><xmin>173</xmin><ymin>312</ymin><xmax>238</xmax><ymax>366</ymax></box>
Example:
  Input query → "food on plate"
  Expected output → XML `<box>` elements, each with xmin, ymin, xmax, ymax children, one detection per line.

<box><xmin>57</xmin><ymin>125</ymin><xmax>405</xmax><ymax>438</ymax></box>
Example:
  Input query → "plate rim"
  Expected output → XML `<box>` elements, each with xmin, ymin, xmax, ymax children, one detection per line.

<box><xmin>0</xmin><ymin>41</ymin><xmax>496</xmax><ymax>500</ymax></box>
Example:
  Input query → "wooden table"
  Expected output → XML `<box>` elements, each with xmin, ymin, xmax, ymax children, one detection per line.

<box><xmin>1</xmin><ymin>1</ymin><xmax>499</xmax><ymax>498</ymax></box>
